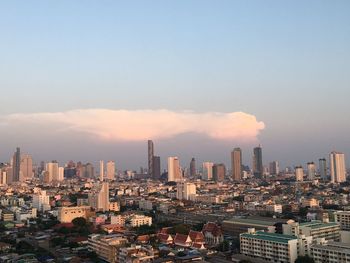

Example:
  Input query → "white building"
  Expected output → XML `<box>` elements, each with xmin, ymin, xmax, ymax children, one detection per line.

<box><xmin>311</xmin><ymin>241</ymin><xmax>350</xmax><ymax>263</ymax></box>
<box><xmin>240</xmin><ymin>228</ymin><xmax>299</xmax><ymax>263</ymax></box>
<box><xmin>307</xmin><ymin>162</ymin><xmax>316</xmax><ymax>180</ymax></box>
<box><xmin>177</xmin><ymin>182</ymin><xmax>196</xmax><ymax>201</ymax></box>
<box><xmin>335</xmin><ymin>211</ymin><xmax>350</xmax><ymax>231</ymax></box>
<box><xmin>32</xmin><ymin>190</ymin><xmax>50</xmax><ymax>212</ymax></box>
<box><xmin>330</xmin><ymin>152</ymin><xmax>346</xmax><ymax>183</ymax></box>
<box><xmin>58</xmin><ymin>167</ymin><xmax>64</xmax><ymax>181</ymax></box>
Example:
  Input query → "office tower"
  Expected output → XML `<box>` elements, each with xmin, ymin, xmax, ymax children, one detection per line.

<box><xmin>99</xmin><ymin>160</ymin><xmax>104</xmax><ymax>181</ymax></box>
<box><xmin>152</xmin><ymin>156</ymin><xmax>161</xmax><ymax>180</ymax></box>
<box><xmin>253</xmin><ymin>145</ymin><xmax>263</xmax><ymax>177</ymax></box>
<box><xmin>98</xmin><ymin>182</ymin><xmax>110</xmax><ymax>212</ymax></box>
<box><xmin>148</xmin><ymin>140</ymin><xmax>154</xmax><ymax>177</ymax></box>
<box><xmin>106</xmin><ymin>161</ymin><xmax>115</xmax><ymax>180</ymax></box>
<box><xmin>20</xmin><ymin>154</ymin><xmax>33</xmax><ymax>181</ymax></box>
<box><xmin>46</xmin><ymin>161</ymin><xmax>59</xmax><ymax>182</ymax></box>
<box><xmin>319</xmin><ymin>158</ymin><xmax>327</xmax><ymax>181</ymax></box>
<box><xmin>202</xmin><ymin>162</ymin><xmax>214</xmax><ymax>180</ymax></box>
<box><xmin>269</xmin><ymin>161</ymin><xmax>280</xmax><ymax>176</ymax></box>
<box><xmin>231</xmin><ymin>148</ymin><xmax>242</xmax><ymax>181</ymax></box>
<box><xmin>213</xmin><ymin>163</ymin><xmax>226</xmax><ymax>181</ymax></box>
<box><xmin>12</xmin><ymin>147</ymin><xmax>21</xmax><ymax>182</ymax></box>
<box><xmin>190</xmin><ymin>158</ymin><xmax>196</xmax><ymax>177</ymax></box>
<box><xmin>307</xmin><ymin>162</ymin><xmax>316</xmax><ymax>180</ymax></box>
<box><xmin>58</xmin><ymin>167</ymin><xmax>64</xmax><ymax>181</ymax></box>
<box><xmin>168</xmin><ymin>157</ymin><xmax>182</xmax><ymax>182</ymax></box>
<box><xmin>295</xmin><ymin>166</ymin><xmax>304</xmax><ymax>182</ymax></box>
<box><xmin>330</xmin><ymin>152</ymin><xmax>346</xmax><ymax>183</ymax></box>
<box><xmin>32</xmin><ymin>190</ymin><xmax>50</xmax><ymax>212</ymax></box>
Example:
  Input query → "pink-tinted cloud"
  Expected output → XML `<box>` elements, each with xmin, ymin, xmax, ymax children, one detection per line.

<box><xmin>1</xmin><ymin>109</ymin><xmax>265</xmax><ymax>141</ymax></box>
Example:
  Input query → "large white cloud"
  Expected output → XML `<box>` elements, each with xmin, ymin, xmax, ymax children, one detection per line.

<box><xmin>1</xmin><ymin>109</ymin><xmax>265</xmax><ymax>141</ymax></box>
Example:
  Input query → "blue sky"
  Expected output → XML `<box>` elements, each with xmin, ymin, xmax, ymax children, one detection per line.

<box><xmin>0</xmin><ymin>1</ymin><xmax>349</xmax><ymax>169</ymax></box>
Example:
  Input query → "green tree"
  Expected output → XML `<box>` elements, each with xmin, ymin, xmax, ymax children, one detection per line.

<box><xmin>72</xmin><ymin>217</ymin><xmax>87</xmax><ymax>227</ymax></box>
<box><xmin>295</xmin><ymin>255</ymin><xmax>315</xmax><ymax>263</ymax></box>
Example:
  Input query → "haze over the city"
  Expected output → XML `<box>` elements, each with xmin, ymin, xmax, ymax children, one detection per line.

<box><xmin>1</xmin><ymin>1</ymin><xmax>350</xmax><ymax>169</ymax></box>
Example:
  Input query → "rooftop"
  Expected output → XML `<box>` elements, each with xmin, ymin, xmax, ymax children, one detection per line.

<box><xmin>299</xmin><ymin>221</ymin><xmax>339</xmax><ymax>229</ymax></box>
<box><xmin>241</xmin><ymin>231</ymin><xmax>297</xmax><ymax>244</ymax></box>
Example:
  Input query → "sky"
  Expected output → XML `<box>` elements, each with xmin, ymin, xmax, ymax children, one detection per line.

<box><xmin>0</xmin><ymin>1</ymin><xmax>350</xmax><ymax>170</ymax></box>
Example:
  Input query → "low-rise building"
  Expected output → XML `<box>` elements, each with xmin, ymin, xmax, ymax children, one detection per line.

<box><xmin>129</xmin><ymin>215</ymin><xmax>152</xmax><ymax>227</ymax></box>
<box><xmin>58</xmin><ymin>206</ymin><xmax>92</xmax><ymax>223</ymax></box>
<box><xmin>311</xmin><ymin>241</ymin><xmax>350</xmax><ymax>263</ymax></box>
<box><xmin>334</xmin><ymin>211</ymin><xmax>350</xmax><ymax>230</ymax></box>
<box><xmin>240</xmin><ymin>229</ymin><xmax>299</xmax><ymax>263</ymax></box>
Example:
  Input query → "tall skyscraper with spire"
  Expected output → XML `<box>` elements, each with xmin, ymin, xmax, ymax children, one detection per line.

<box><xmin>231</xmin><ymin>148</ymin><xmax>242</xmax><ymax>181</ymax></box>
<box><xmin>148</xmin><ymin>140</ymin><xmax>154</xmax><ymax>178</ymax></box>
<box><xmin>253</xmin><ymin>145</ymin><xmax>263</xmax><ymax>177</ymax></box>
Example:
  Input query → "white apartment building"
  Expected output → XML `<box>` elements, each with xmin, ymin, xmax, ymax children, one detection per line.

<box><xmin>311</xmin><ymin>241</ymin><xmax>350</xmax><ymax>263</ymax></box>
<box><xmin>130</xmin><ymin>215</ymin><xmax>152</xmax><ymax>227</ymax></box>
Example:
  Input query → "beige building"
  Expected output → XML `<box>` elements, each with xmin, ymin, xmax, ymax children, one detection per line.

<box><xmin>20</xmin><ymin>154</ymin><xmax>33</xmax><ymax>181</ymax></box>
<box><xmin>106</xmin><ymin>161</ymin><xmax>115</xmax><ymax>180</ymax></box>
<box><xmin>167</xmin><ymin>157</ymin><xmax>182</xmax><ymax>182</ymax></box>
<box><xmin>335</xmin><ymin>211</ymin><xmax>350</xmax><ymax>231</ymax></box>
<box><xmin>58</xmin><ymin>206</ymin><xmax>92</xmax><ymax>223</ymax></box>
<box><xmin>231</xmin><ymin>148</ymin><xmax>242</xmax><ymax>181</ymax></box>
<box><xmin>88</xmin><ymin>234</ymin><xmax>128</xmax><ymax>263</ymax></box>
<box><xmin>330</xmin><ymin>152</ymin><xmax>346</xmax><ymax>183</ymax></box>
<box><xmin>130</xmin><ymin>215</ymin><xmax>152</xmax><ymax>227</ymax></box>
<box><xmin>311</xmin><ymin>241</ymin><xmax>350</xmax><ymax>263</ymax></box>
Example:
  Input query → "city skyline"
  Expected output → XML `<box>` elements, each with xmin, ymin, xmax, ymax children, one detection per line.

<box><xmin>1</xmin><ymin>1</ymin><xmax>350</xmax><ymax>168</ymax></box>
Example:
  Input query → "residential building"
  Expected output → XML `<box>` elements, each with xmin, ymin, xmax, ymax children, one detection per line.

<box><xmin>106</xmin><ymin>161</ymin><xmax>115</xmax><ymax>180</ymax></box>
<box><xmin>330</xmin><ymin>152</ymin><xmax>346</xmax><ymax>183</ymax></box>
<box><xmin>202</xmin><ymin>162</ymin><xmax>213</xmax><ymax>181</ymax></box>
<box><xmin>168</xmin><ymin>157</ymin><xmax>182</xmax><ymax>182</ymax></box>
<box><xmin>231</xmin><ymin>148</ymin><xmax>242</xmax><ymax>180</ymax></box>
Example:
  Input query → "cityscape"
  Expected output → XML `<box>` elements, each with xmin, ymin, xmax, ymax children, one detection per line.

<box><xmin>1</xmin><ymin>1</ymin><xmax>350</xmax><ymax>263</ymax></box>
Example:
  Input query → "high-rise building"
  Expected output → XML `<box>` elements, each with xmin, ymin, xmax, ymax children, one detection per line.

<box><xmin>177</xmin><ymin>182</ymin><xmax>196</xmax><ymax>200</ymax></box>
<box><xmin>152</xmin><ymin>156</ymin><xmax>161</xmax><ymax>180</ymax></box>
<box><xmin>190</xmin><ymin>158</ymin><xmax>196</xmax><ymax>177</ymax></box>
<box><xmin>20</xmin><ymin>154</ymin><xmax>33</xmax><ymax>181</ymax></box>
<box><xmin>253</xmin><ymin>146</ymin><xmax>263</xmax><ymax>177</ymax></box>
<box><xmin>269</xmin><ymin>161</ymin><xmax>279</xmax><ymax>176</ymax></box>
<box><xmin>46</xmin><ymin>161</ymin><xmax>59</xmax><ymax>182</ymax></box>
<box><xmin>32</xmin><ymin>190</ymin><xmax>50</xmax><ymax>212</ymax></box>
<box><xmin>167</xmin><ymin>157</ymin><xmax>182</xmax><ymax>182</ymax></box>
<box><xmin>12</xmin><ymin>147</ymin><xmax>21</xmax><ymax>182</ymax></box>
<box><xmin>231</xmin><ymin>148</ymin><xmax>242</xmax><ymax>181</ymax></box>
<box><xmin>213</xmin><ymin>163</ymin><xmax>226</xmax><ymax>181</ymax></box>
<box><xmin>295</xmin><ymin>166</ymin><xmax>304</xmax><ymax>182</ymax></box>
<box><xmin>148</xmin><ymin>140</ymin><xmax>154</xmax><ymax>177</ymax></box>
<box><xmin>98</xmin><ymin>182</ymin><xmax>110</xmax><ymax>212</ymax></box>
<box><xmin>319</xmin><ymin>158</ymin><xmax>327</xmax><ymax>181</ymax></box>
<box><xmin>58</xmin><ymin>167</ymin><xmax>64</xmax><ymax>181</ymax></box>
<box><xmin>202</xmin><ymin>162</ymin><xmax>214</xmax><ymax>181</ymax></box>
<box><xmin>330</xmin><ymin>152</ymin><xmax>346</xmax><ymax>183</ymax></box>
<box><xmin>106</xmin><ymin>161</ymin><xmax>115</xmax><ymax>180</ymax></box>
<box><xmin>84</xmin><ymin>163</ymin><xmax>95</xmax><ymax>178</ymax></box>
<box><xmin>99</xmin><ymin>160</ymin><xmax>104</xmax><ymax>181</ymax></box>
<box><xmin>307</xmin><ymin>162</ymin><xmax>316</xmax><ymax>180</ymax></box>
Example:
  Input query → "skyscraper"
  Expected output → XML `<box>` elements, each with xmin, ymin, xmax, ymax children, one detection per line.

<box><xmin>148</xmin><ymin>140</ymin><xmax>154</xmax><ymax>177</ymax></box>
<box><xmin>106</xmin><ymin>161</ymin><xmax>115</xmax><ymax>180</ymax></box>
<box><xmin>253</xmin><ymin>146</ymin><xmax>263</xmax><ymax>177</ymax></box>
<box><xmin>190</xmin><ymin>158</ymin><xmax>196</xmax><ymax>177</ymax></box>
<box><xmin>46</xmin><ymin>161</ymin><xmax>59</xmax><ymax>182</ymax></box>
<box><xmin>295</xmin><ymin>166</ymin><xmax>304</xmax><ymax>182</ymax></box>
<box><xmin>152</xmin><ymin>156</ymin><xmax>161</xmax><ymax>180</ymax></box>
<box><xmin>202</xmin><ymin>162</ymin><xmax>214</xmax><ymax>180</ymax></box>
<box><xmin>269</xmin><ymin>161</ymin><xmax>280</xmax><ymax>176</ymax></box>
<box><xmin>98</xmin><ymin>182</ymin><xmax>110</xmax><ymax>212</ymax></box>
<box><xmin>231</xmin><ymin>148</ymin><xmax>242</xmax><ymax>181</ymax></box>
<box><xmin>319</xmin><ymin>158</ymin><xmax>327</xmax><ymax>181</ymax></box>
<box><xmin>99</xmin><ymin>160</ymin><xmax>104</xmax><ymax>181</ymax></box>
<box><xmin>20</xmin><ymin>154</ymin><xmax>33</xmax><ymax>181</ymax></box>
<box><xmin>213</xmin><ymin>163</ymin><xmax>226</xmax><ymax>182</ymax></box>
<box><xmin>168</xmin><ymin>157</ymin><xmax>182</xmax><ymax>182</ymax></box>
<box><xmin>307</xmin><ymin>162</ymin><xmax>316</xmax><ymax>180</ymax></box>
<box><xmin>12</xmin><ymin>147</ymin><xmax>21</xmax><ymax>182</ymax></box>
<box><xmin>330</xmin><ymin>152</ymin><xmax>346</xmax><ymax>183</ymax></box>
